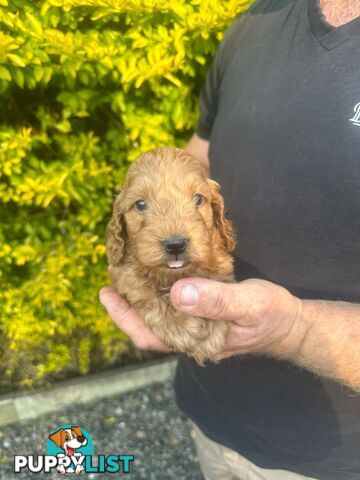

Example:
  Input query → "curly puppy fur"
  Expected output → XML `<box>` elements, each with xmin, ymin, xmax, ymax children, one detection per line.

<box><xmin>106</xmin><ymin>147</ymin><xmax>236</xmax><ymax>365</ymax></box>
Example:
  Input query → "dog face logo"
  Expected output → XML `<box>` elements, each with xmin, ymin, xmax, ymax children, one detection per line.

<box><xmin>49</xmin><ymin>426</ymin><xmax>87</xmax><ymax>456</ymax></box>
<box><xmin>48</xmin><ymin>425</ymin><xmax>92</xmax><ymax>475</ymax></box>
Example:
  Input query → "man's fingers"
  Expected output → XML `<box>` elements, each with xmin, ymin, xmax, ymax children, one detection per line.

<box><xmin>170</xmin><ymin>277</ymin><xmax>276</xmax><ymax>324</ymax></box>
<box><xmin>170</xmin><ymin>278</ymin><xmax>242</xmax><ymax>321</ymax></box>
<box><xmin>99</xmin><ymin>287</ymin><xmax>170</xmax><ymax>351</ymax></box>
<box><xmin>214</xmin><ymin>350</ymin><xmax>241</xmax><ymax>361</ymax></box>
<box><xmin>99</xmin><ymin>286</ymin><xmax>135</xmax><ymax>329</ymax></box>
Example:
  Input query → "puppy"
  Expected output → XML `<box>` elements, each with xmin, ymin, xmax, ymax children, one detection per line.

<box><xmin>106</xmin><ymin>147</ymin><xmax>236</xmax><ymax>364</ymax></box>
<box><xmin>49</xmin><ymin>426</ymin><xmax>87</xmax><ymax>475</ymax></box>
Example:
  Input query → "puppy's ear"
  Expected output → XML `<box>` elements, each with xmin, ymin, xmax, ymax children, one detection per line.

<box><xmin>208</xmin><ymin>179</ymin><xmax>236</xmax><ymax>252</ymax></box>
<box><xmin>49</xmin><ymin>429</ymin><xmax>66</xmax><ymax>448</ymax></box>
<box><xmin>72</xmin><ymin>426</ymin><xmax>82</xmax><ymax>437</ymax></box>
<box><xmin>106</xmin><ymin>190</ymin><xmax>126</xmax><ymax>266</ymax></box>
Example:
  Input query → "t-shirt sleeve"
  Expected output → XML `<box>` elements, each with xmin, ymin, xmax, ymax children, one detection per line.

<box><xmin>195</xmin><ymin>46</ymin><xmax>224</xmax><ymax>140</ymax></box>
<box><xmin>195</xmin><ymin>16</ymin><xmax>242</xmax><ymax>140</ymax></box>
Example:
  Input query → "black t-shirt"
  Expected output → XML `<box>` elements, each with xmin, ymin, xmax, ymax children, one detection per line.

<box><xmin>174</xmin><ymin>0</ymin><xmax>360</xmax><ymax>478</ymax></box>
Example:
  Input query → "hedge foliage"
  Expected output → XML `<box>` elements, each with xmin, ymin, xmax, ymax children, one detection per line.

<box><xmin>0</xmin><ymin>0</ymin><xmax>253</xmax><ymax>391</ymax></box>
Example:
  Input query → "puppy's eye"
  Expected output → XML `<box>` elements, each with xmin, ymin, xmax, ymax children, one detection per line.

<box><xmin>134</xmin><ymin>199</ymin><xmax>147</xmax><ymax>212</ymax></box>
<box><xmin>193</xmin><ymin>194</ymin><xmax>204</xmax><ymax>207</ymax></box>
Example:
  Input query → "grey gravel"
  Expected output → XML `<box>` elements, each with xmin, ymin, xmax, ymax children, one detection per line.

<box><xmin>0</xmin><ymin>381</ymin><xmax>203</xmax><ymax>479</ymax></box>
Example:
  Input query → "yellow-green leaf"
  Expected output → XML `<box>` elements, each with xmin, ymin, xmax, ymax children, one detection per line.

<box><xmin>26</xmin><ymin>12</ymin><xmax>43</xmax><ymax>35</ymax></box>
<box><xmin>0</xmin><ymin>66</ymin><xmax>11</xmax><ymax>81</ymax></box>
<box><xmin>12</xmin><ymin>68</ymin><xmax>25</xmax><ymax>87</ymax></box>
<box><xmin>33</xmin><ymin>66</ymin><xmax>44</xmax><ymax>82</ymax></box>
<box><xmin>7</xmin><ymin>54</ymin><xmax>26</xmax><ymax>68</ymax></box>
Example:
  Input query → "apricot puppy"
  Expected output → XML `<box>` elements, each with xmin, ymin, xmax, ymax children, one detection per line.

<box><xmin>106</xmin><ymin>147</ymin><xmax>236</xmax><ymax>364</ymax></box>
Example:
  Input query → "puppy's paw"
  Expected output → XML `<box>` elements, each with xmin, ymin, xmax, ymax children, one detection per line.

<box><xmin>186</xmin><ymin>319</ymin><xmax>229</xmax><ymax>366</ymax></box>
<box><xmin>150</xmin><ymin>309</ymin><xmax>229</xmax><ymax>365</ymax></box>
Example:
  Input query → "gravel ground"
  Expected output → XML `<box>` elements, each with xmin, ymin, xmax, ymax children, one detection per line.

<box><xmin>0</xmin><ymin>381</ymin><xmax>203</xmax><ymax>480</ymax></box>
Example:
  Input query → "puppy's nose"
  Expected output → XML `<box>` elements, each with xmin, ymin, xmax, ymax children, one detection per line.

<box><xmin>77</xmin><ymin>435</ymin><xmax>85</xmax><ymax>443</ymax></box>
<box><xmin>164</xmin><ymin>237</ymin><xmax>187</xmax><ymax>256</ymax></box>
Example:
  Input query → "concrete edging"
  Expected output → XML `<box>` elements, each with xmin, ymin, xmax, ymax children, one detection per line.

<box><xmin>0</xmin><ymin>356</ymin><xmax>178</xmax><ymax>426</ymax></box>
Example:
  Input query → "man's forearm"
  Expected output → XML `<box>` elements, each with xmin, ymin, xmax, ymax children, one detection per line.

<box><xmin>185</xmin><ymin>133</ymin><xmax>210</xmax><ymax>176</ymax></box>
<box><xmin>282</xmin><ymin>298</ymin><xmax>360</xmax><ymax>392</ymax></box>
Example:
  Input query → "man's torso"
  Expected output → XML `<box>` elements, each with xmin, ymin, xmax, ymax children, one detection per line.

<box><xmin>175</xmin><ymin>1</ymin><xmax>360</xmax><ymax>478</ymax></box>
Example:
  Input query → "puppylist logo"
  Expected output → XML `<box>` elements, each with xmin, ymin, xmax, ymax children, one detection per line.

<box><xmin>14</xmin><ymin>424</ymin><xmax>134</xmax><ymax>475</ymax></box>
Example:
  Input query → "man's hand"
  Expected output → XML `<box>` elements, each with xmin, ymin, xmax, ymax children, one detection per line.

<box><xmin>170</xmin><ymin>278</ymin><xmax>305</xmax><ymax>360</ymax></box>
<box><xmin>99</xmin><ymin>286</ymin><xmax>171</xmax><ymax>352</ymax></box>
<box><xmin>170</xmin><ymin>278</ymin><xmax>360</xmax><ymax>391</ymax></box>
<box><xmin>100</xmin><ymin>277</ymin><xmax>360</xmax><ymax>391</ymax></box>
<box><xmin>99</xmin><ymin>278</ymin><xmax>305</xmax><ymax>360</ymax></box>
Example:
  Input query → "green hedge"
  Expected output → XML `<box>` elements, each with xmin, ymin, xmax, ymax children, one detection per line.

<box><xmin>0</xmin><ymin>0</ymin><xmax>253</xmax><ymax>391</ymax></box>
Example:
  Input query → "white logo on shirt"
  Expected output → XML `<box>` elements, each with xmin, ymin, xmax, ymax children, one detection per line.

<box><xmin>349</xmin><ymin>102</ymin><xmax>360</xmax><ymax>126</ymax></box>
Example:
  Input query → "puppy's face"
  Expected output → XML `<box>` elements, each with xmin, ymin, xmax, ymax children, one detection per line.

<box><xmin>123</xmin><ymin>161</ymin><xmax>213</xmax><ymax>273</ymax></box>
<box><xmin>49</xmin><ymin>426</ymin><xmax>87</xmax><ymax>452</ymax></box>
<box><xmin>107</xmin><ymin>147</ymin><xmax>235</xmax><ymax>275</ymax></box>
